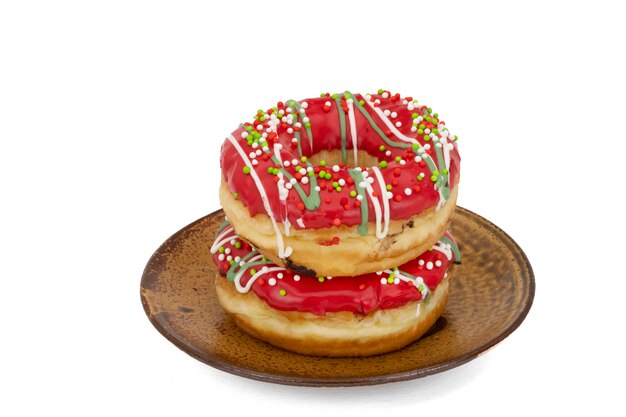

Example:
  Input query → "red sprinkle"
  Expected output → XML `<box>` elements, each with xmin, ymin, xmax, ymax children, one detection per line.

<box><xmin>332</xmin><ymin>218</ymin><xmax>341</xmax><ymax>226</ymax></box>
<box><xmin>394</xmin><ymin>195</ymin><xmax>403</xmax><ymax>202</ymax></box>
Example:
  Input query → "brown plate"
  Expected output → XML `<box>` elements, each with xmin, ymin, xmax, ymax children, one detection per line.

<box><xmin>140</xmin><ymin>207</ymin><xmax>534</xmax><ymax>386</ymax></box>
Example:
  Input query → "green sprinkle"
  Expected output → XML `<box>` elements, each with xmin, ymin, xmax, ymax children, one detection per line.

<box><xmin>378</xmin><ymin>161</ymin><xmax>387</xmax><ymax>168</ymax></box>
<box><xmin>272</xmin><ymin>168</ymin><xmax>279</xmax><ymax>175</ymax></box>
<box><xmin>233</xmin><ymin>192</ymin><xmax>239</xmax><ymax>199</ymax></box>
<box><xmin>418</xmin><ymin>284</ymin><xmax>425</xmax><ymax>292</ymax></box>
<box><xmin>387</xmin><ymin>276</ymin><xmax>394</xmax><ymax>284</ymax></box>
<box><xmin>377</xmin><ymin>88</ymin><xmax>384</xmax><ymax>94</ymax></box>
<box><xmin>344</xmin><ymin>92</ymin><xmax>351</xmax><ymax>99</ymax></box>
<box><xmin>308</xmin><ymin>171</ymin><xmax>314</xmax><ymax>177</ymax></box>
<box><xmin>259</xmin><ymin>116</ymin><xmax>266</xmax><ymax>122</ymax></box>
<box><xmin>432</xmin><ymin>129</ymin><xmax>439</xmax><ymax>135</ymax></box>
<box><xmin>242</xmin><ymin>166</ymin><xmax>251</xmax><ymax>174</ymax></box>
<box><xmin>379</xmin><ymin>145</ymin><xmax>386</xmax><ymax>151</ymax></box>
<box><xmin>442</xmin><ymin>169</ymin><xmax>449</xmax><ymax>175</ymax></box>
<box><xmin>454</xmin><ymin>135</ymin><xmax>458</xmax><ymax>141</ymax></box>
<box><xmin>267</xmin><ymin>167</ymin><xmax>273</xmax><ymax>174</ymax></box>
<box><xmin>335</xmin><ymin>186</ymin><xmax>342</xmax><ymax>192</ymax></box>
<box><xmin>395</xmin><ymin>156</ymin><xmax>401</xmax><ymax>162</ymax></box>
<box><xmin>423</xmin><ymin>136</ymin><xmax>430</xmax><ymax>142</ymax></box>
<box><xmin>300</xmin><ymin>156</ymin><xmax>308</xmax><ymax>162</ymax></box>
<box><xmin>431</xmin><ymin>175</ymin><xmax>438</xmax><ymax>182</ymax></box>
<box><xmin>332</xmin><ymin>181</ymin><xmax>339</xmax><ymax>188</ymax></box>
<box><xmin>359</xmin><ymin>100</ymin><xmax>365</xmax><ymax>105</ymax></box>
<box><xmin>229</xmin><ymin>260</ymin><xmax>235</xmax><ymax>265</ymax></box>
<box><xmin>412</xmin><ymin>143</ymin><xmax>420</xmax><ymax>150</ymax></box>
<box><xmin>320</xmin><ymin>93</ymin><xmax>326</xmax><ymax>97</ymax></box>
<box><xmin>234</xmin><ymin>241</ymin><xmax>241</xmax><ymax>249</ymax></box>
<box><xmin>304</xmin><ymin>122</ymin><xmax>311</xmax><ymax>128</ymax></box>
<box><xmin>320</xmin><ymin>160</ymin><xmax>326</xmax><ymax>167</ymax></box>
<box><xmin>218</xmin><ymin>247</ymin><xmax>225</xmax><ymax>253</ymax></box>
<box><xmin>318</xmin><ymin>277</ymin><xmax>325</xmax><ymax>282</ymax></box>
<box><xmin>386</xmin><ymin>184</ymin><xmax>392</xmax><ymax>191</ymax></box>
<box><xmin>294</xmin><ymin>165</ymin><xmax>300</xmax><ymax>172</ymax></box>
<box><xmin>261</xmin><ymin>257</ymin><xmax>267</xmax><ymax>262</ymax></box>
<box><xmin>417</xmin><ymin>129</ymin><xmax>424</xmax><ymax>135</ymax></box>
<box><xmin>433</xmin><ymin>113</ymin><xmax>439</xmax><ymax>119</ymax></box>
<box><xmin>331</xmin><ymin>93</ymin><xmax>338</xmax><ymax>99</ymax></box>
<box><xmin>279</xmin><ymin>289</ymin><xmax>287</xmax><ymax>296</ymax></box>
<box><xmin>417</xmin><ymin>174</ymin><xmax>424</xmax><ymax>181</ymax></box>
<box><xmin>411</xmin><ymin>113</ymin><xmax>419</xmax><ymax>119</ymax></box>
<box><xmin>350</xmin><ymin>190</ymin><xmax>357</xmax><ymax>198</ymax></box>
<box><xmin>318</xmin><ymin>170</ymin><xmax>326</xmax><ymax>178</ymax></box>
<box><xmin>249</xmin><ymin>268</ymin><xmax>257</xmax><ymax>275</ymax></box>
<box><xmin>419</xmin><ymin>123</ymin><xmax>426</xmax><ymax>129</ymax></box>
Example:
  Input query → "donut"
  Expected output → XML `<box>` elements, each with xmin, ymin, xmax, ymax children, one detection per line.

<box><xmin>211</xmin><ymin>220</ymin><xmax>460</xmax><ymax>357</ymax></box>
<box><xmin>219</xmin><ymin>90</ymin><xmax>460</xmax><ymax>277</ymax></box>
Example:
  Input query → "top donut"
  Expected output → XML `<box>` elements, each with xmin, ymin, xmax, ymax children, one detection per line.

<box><xmin>220</xmin><ymin>90</ymin><xmax>460</xmax><ymax>231</ymax></box>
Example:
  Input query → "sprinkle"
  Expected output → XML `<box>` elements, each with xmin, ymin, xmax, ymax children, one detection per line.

<box><xmin>332</xmin><ymin>165</ymin><xmax>340</xmax><ymax>172</ymax></box>
<box><xmin>356</xmin><ymin>194</ymin><xmax>363</xmax><ymax>201</ymax></box>
<box><xmin>391</xmin><ymin>111</ymin><xmax>398</xmax><ymax>118</ymax></box>
<box><xmin>233</xmin><ymin>192</ymin><xmax>239</xmax><ymax>199</ymax></box>
<box><xmin>395</xmin><ymin>122</ymin><xmax>402</xmax><ymax>128</ymax></box>
<box><xmin>435</xmin><ymin>260</ymin><xmax>442</xmax><ymax>267</ymax></box>
<box><xmin>404</xmin><ymin>188</ymin><xmax>412</xmax><ymax>196</ymax></box>
<box><xmin>242</xmin><ymin>166</ymin><xmax>251</xmax><ymax>174</ymax></box>
<box><xmin>385</xmin><ymin>150</ymin><xmax>391</xmax><ymax>156</ymax></box>
<box><xmin>426</xmin><ymin>262</ymin><xmax>434</xmax><ymax>270</ymax></box>
<box><xmin>279</xmin><ymin>289</ymin><xmax>287</xmax><ymax>296</ymax></box>
<box><xmin>268</xmin><ymin>278</ymin><xmax>277</xmax><ymax>286</ymax></box>
<box><xmin>277</xmin><ymin>273</ymin><xmax>283</xmax><ymax>279</ymax></box>
<box><xmin>418</xmin><ymin>259</ymin><xmax>425</xmax><ymax>266</ymax></box>
<box><xmin>294</xmin><ymin>275</ymin><xmax>301</xmax><ymax>281</ymax></box>
<box><xmin>318</xmin><ymin>277</ymin><xmax>324</xmax><ymax>282</ymax></box>
<box><xmin>380</xmin><ymin>278</ymin><xmax>387</xmax><ymax>285</ymax></box>
<box><xmin>350</xmin><ymin>190</ymin><xmax>357</xmax><ymax>197</ymax></box>
<box><xmin>378</xmin><ymin>161</ymin><xmax>387</xmax><ymax>168</ymax></box>
<box><xmin>218</xmin><ymin>254</ymin><xmax>225</xmax><ymax>261</ymax></box>
<box><xmin>379</xmin><ymin>145</ymin><xmax>386</xmax><ymax>151</ymax></box>
<box><xmin>338</xmin><ymin>179</ymin><xmax>346</xmax><ymax>186</ymax></box>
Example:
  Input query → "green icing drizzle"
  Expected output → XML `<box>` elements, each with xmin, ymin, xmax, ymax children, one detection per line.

<box><xmin>348</xmin><ymin>168</ymin><xmax>369</xmax><ymax>236</ymax></box>
<box><xmin>270</xmin><ymin>155</ymin><xmax>321</xmax><ymax>210</ymax></box>
<box><xmin>216</xmin><ymin>219</ymin><xmax>230</xmax><ymax>234</ymax></box>
<box><xmin>226</xmin><ymin>249</ymin><xmax>273</xmax><ymax>282</ymax></box>
<box><xmin>440</xmin><ymin>236</ymin><xmax>461</xmax><ymax>263</ymax></box>
<box><xmin>287</xmin><ymin>100</ymin><xmax>313</xmax><ymax>154</ymax></box>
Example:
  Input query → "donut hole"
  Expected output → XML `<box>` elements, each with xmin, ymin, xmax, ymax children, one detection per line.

<box><xmin>307</xmin><ymin>149</ymin><xmax>380</xmax><ymax>168</ymax></box>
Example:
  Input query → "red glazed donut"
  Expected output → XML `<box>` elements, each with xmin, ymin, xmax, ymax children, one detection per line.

<box><xmin>212</xmin><ymin>219</ymin><xmax>460</xmax><ymax>356</ymax></box>
<box><xmin>219</xmin><ymin>90</ymin><xmax>460</xmax><ymax>277</ymax></box>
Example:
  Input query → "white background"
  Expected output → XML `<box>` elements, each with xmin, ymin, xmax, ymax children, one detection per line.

<box><xmin>1</xmin><ymin>0</ymin><xmax>625</xmax><ymax>415</ymax></box>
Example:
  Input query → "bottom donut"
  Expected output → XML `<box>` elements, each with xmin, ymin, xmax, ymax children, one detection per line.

<box><xmin>211</xmin><ymin>221</ymin><xmax>460</xmax><ymax>357</ymax></box>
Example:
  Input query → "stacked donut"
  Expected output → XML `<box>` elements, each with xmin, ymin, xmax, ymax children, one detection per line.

<box><xmin>211</xmin><ymin>90</ymin><xmax>461</xmax><ymax>356</ymax></box>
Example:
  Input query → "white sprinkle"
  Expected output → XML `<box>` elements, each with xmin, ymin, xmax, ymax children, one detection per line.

<box><xmin>404</xmin><ymin>188</ymin><xmax>412</xmax><ymax>196</ymax></box>
<box><xmin>447</xmin><ymin>143</ymin><xmax>455</xmax><ymax>150</ymax></box>
<box><xmin>262</xmin><ymin>146</ymin><xmax>269</xmax><ymax>152</ymax></box>
<box><xmin>292</xmin><ymin>159</ymin><xmax>299</xmax><ymax>165</ymax></box>
<box><xmin>287</xmin><ymin>127</ymin><xmax>294</xmax><ymax>134</ymax></box>
<box><xmin>362</xmin><ymin>171</ymin><xmax>369</xmax><ymax>177</ymax></box>
<box><xmin>251</xmin><ymin>159</ymin><xmax>258</xmax><ymax>166</ymax></box>
<box><xmin>301</xmin><ymin>177</ymin><xmax>309</xmax><ymax>184</ymax></box>
<box><xmin>384</xmin><ymin>109</ymin><xmax>391</xmax><ymax>116</ymax></box>
<box><xmin>367</xmin><ymin>177</ymin><xmax>374</xmax><ymax>184</ymax></box>
<box><xmin>268</xmin><ymin>278</ymin><xmax>277</xmax><ymax>286</ymax></box>
<box><xmin>426</xmin><ymin>262</ymin><xmax>434</xmax><ymax>270</ymax></box>
<box><xmin>307</xmin><ymin>166</ymin><xmax>313</xmax><ymax>172</ymax></box>
<box><xmin>241</xmin><ymin>132</ymin><xmax>249</xmax><ymax>139</ymax></box>
<box><xmin>435</xmin><ymin>260</ymin><xmax>442</xmax><ymax>267</ymax></box>
<box><xmin>294</xmin><ymin>275</ymin><xmax>301</xmax><ymax>281</ymax></box>
<box><xmin>385</xmin><ymin>150</ymin><xmax>391</xmax><ymax>156</ymax></box>
<box><xmin>299</xmin><ymin>168</ymin><xmax>307</xmax><ymax>175</ymax></box>
<box><xmin>226</xmin><ymin>255</ymin><xmax>232</xmax><ymax>261</ymax></box>
<box><xmin>424</xmin><ymin>128</ymin><xmax>431</xmax><ymax>134</ymax></box>
<box><xmin>332</xmin><ymin>165</ymin><xmax>340</xmax><ymax>172</ymax></box>
<box><xmin>391</xmin><ymin>111</ymin><xmax>398</xmax><ymax>118</ymax></box>
<box><xmin>265</xmin><ymin>128</ymin><xmax>272</xmax><ymax>133</ymax></box>
<box><xmin>380</xmin><ymin>278</ymin><xmax>387</xmax><ymax>284</ymax></box>
<box><xmin>249</xmin><ymin>152</ymin><xmax>256</xmax><ymax>159</ymax></box>
<box><xmin>403</xmin><ymin>100</ymin><xmax>408</xmax><ymax>105</ymax></box>
<box><xmin>418</xmin><ymin>259</ymin><xmax>425</xmax><ymax>266</ymax></box>
<box><xmin>436</xmin><ymin>143</ymin><xmax>443</xmax><ymax>148</ymax></box>
<box><xmin>251</xmin><ymin>142</ymin><xmax>259</xmax><ymax>148</ymax></box>
<box><xmin>424</xmin><ymin>144</ymin><xmax>431</xmax><ymax>150</ymax></box>
<box><xmin>381</xmin><ymin>92</ymin><xmax>389</xmax><ymax>99</ymax></box>
<box><xmin>303</xmin><ymin>117</ymin><xmax>310</xmax><ymax>123</ymax></box>
<box><xmin>395</xmin><ymin>122</ymin><xmax>402</xmax><ymax>128</ymax></box>
<box><xmin>262</xmin><ymin>266</ymin><xmax>268</xmax><ymax>271</ymax></box>
<box><xmin>255</xmin><ymin>149</ymin><xmax>262</xmax><ymax>156</ymax></box>
<box><xmin>275</xmin><ymin>144</ymin><xmax>283</xmax><ymax>150</ymax></box>
<box><xmin>346</xmin><ymin>98</ymin><xmax>353</xmax><ymax>104</ymax></box>
<box><xmin>399</xmin><ymin>159</ymin><xmax>406</xmax><ymax>166</ymax></box>
<box><xmin>256</xmin><ymin>125</ymin><xmax>263</xmax><ymax>130</ymax></box>
<box><xmin>386</xmin><ymin>191</ymin><xmax>393</xmax><ymax>199</ymax></box>
<box><xmin>284</xmin><ymin>161</ymin><xmax>291</xmax><ymax>167</ymax></box>
<box><xmin>218</xmin><ymin>254</ymin><xmax>225</xmax><ymax>261</ymax></box>
<box><xmin>326</xmin><ymin>276</ymin><xmax>332</xmax><ymax>280</ymax></box>
<box><xmin>286</xmin><ymin>107</ymin><xmax>292</xmax><ymax>113</ymax></box>
<box><xmin>234</xmin><ymin>256</ymin><xmax>240</xmax><ymax>262</ymax></box>
<box><xmin>411</xmin><ymin>126</ymin><xmax>417</xmax><ymax>132</ymax></box>
<box><xmin>324</xmin><ymin>101</ymin><xmax>331</xmax><ymax>107</ymax></box>
<box><xmin>301</xmin><ymin>101</ymin><xmax>308</xmax><ymax>109</ymax></box>
<box><xmin>225</xmin><ymin>248</ymin><xmax>231</xmax><ymax>255</ymax></box>
<box><xmin>376</xmin><ymin>271</ymin><xmax>383</xmax><ymax>275</ymax></box>
<box><xmin>414</xmin><ymin>156</ymin><xmax>422</xmax><ymax>163</ymax></box>
<box><xmin>314</xmin><ymin>186</ymin><xmax>321</xmax><ymax>191</ymax></box>
<box><xmin>356</xmin><ymin>194</ymin><xmax>363</xmax><ymax>201</ymax></box>
<box><xmin>394</xmin><ymin>277</ymin><xmax>400</xmax><ymax>285</ymax></box>
<box><xmin>408</xmin><ymin>104</ymin><xmax>414</xmax><ymax>111</ymax></box>
<box><xmin>375</xmin><ymin>99</ymin><xmax>381</xmax><ymax>105</ymax></box>
<box><xmin>290</xmin><ymin>178</ymin><xmax>297</xmax><ymax>184</ymax></box>
<box><xmin>338</xmin><ymin>179</ymin><xmax>346</xmax><ymax>186</ymax></box>
<box><xmin>285</xmin><ymin>182</ymin><xmax>293</xmax><ymax>190</ymax></box>
<box><xmin>230</xmin><ymin>238</ymin><xmax>236</xmax><ymax>245</ymax></box>
<box><xmin>277</xmin><ymin>273</ymin><xmax>284</xmax><ymax>279</ymax></box>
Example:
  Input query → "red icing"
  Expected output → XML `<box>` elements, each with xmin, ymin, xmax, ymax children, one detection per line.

<box><xmin>220</xmin><ymin>91</ymin><xmax>461</xmax><ymax>230</ymax></box>
<box><xmin>212</xmin><ymin>225</ymin><xmax>458</xmax><ymax>316</ymax></box>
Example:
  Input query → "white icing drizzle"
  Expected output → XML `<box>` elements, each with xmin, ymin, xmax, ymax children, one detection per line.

<box><xmin>346</xmin><ymin>98</ymin><xmax>359</xmax><ymax>166</ymax></box>
<box><xmin>383</xmin><ymin>268</ymin><xmax>429</xmax><ymax>317</ymax></box>
<box><xmin>432</xmin><ymin>241</ymin><xmax>453</xmax><ymax>261</ymax></box>
<box><xmin>370</xmin><ymin>167</ymin><xmax>390</xmax><ymax>239</ymax></box>
<box><xmin>272</xmin><ymin>144</ymin><xmax>291</xmax><ymax>236</ymax></box>
<box><xmin>296</xmin><ymin>217</ymin><xmax>305</xmax><ymax>228</ymax></box>
<box><xmin>226</xmin><ymin>135</ymin><xmax>293</xmax><ymax>258</ymax></box>
<box><xmin>210</xmin><ymin>225</ymin><xmax>234</xmax><ymax>253</ymax></box>
<box><xmin>363</xmin><ymin>96</ymin><xmax>417</xmax><ymax>144</ymax></box>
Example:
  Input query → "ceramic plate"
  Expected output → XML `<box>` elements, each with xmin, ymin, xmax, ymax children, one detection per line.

<box><xmin>140</xmin><ymin>207</ymin><xmax>534</xmax><ymax>386</ymax></box>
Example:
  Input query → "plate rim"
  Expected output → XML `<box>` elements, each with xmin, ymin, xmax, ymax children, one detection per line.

<box><xmin>140</xmin><ymin>206</ymin><xmax>535</xmax><ymax>387</ymax></box>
